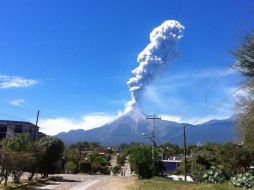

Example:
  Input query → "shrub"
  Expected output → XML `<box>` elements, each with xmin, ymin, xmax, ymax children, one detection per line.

<box><xmin>203</xmin><ymin>166</ymin><xmax>226</xmax><ymax>183</ymax></box>
<box><xmin>117</xmin><ymin>154</ymin><xmax>126</xmax><ymax>166</ymax></box>
<box><xmin>66</xmin><ymin>161</ymin><xmax>78</xmax><ymax>174</ymax></box>
<box><xmin>154</xmin><ymin>160</ymin><xmax>165</xmax><ymax>176</ymax></box>
<box><xmin>189</xmin><ymin>163</ymin><xmax>206</xmax><ymax>182</ymax></box>
<box><xmin>79</xmin><ymin>160</ymin><xmax>91</xmax><ymax>173</ymax></box>
<box><xmin>112</xmin><ymin>165</ymin><xmax>121</xmax><ymax>175</ymax></box>
<box><xmin>94</xmin><ymin>156</ymin><xmax>108</xmax><ymax>167</ymax></box>
<box><xmin>230</xmin><ymin>172</ymin><xmax>254</xmax><ymax>188</ymax></box>
<box><xmin>99</xmin><ymin>166</ymin><xmax>110</xmax><ymax>175</ymax></box>
<box><xmin>128</xmin><ymin>145</ymin><xmax>154</xmax><ymax>179</ymax></box>
<box><xmin>91</xmin><ymin>163</ymin><xmax>110</xmax><ymax>175</ymax></box>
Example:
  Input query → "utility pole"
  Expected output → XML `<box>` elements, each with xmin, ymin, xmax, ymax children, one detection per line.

<box><xmin>146</xmin><ymin>114</ymin><xmax>161</xmax><ymax>161</ymax></box>
<box><xmin>183</xmin><ymin>125</ymin><xmax>187</xmax><ymax>182</ymax></box>
<box><xmin>35</xmin><ymin>110</ymin><xmax>40</xmax><ymax>140</ymax></box>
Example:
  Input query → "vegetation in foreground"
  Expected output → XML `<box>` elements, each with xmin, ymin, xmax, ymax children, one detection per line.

<box><xmin>131</xmin><ymin>177</ymin><xmax>254</xmax><ymax>190</ymax></box>
<box><xmin>64</xmin><ymin>142</ymin><xmax>112</xmax><ymax>175</ymax></box>
<box><xmin>0</xmin><ymin>134</ymin><xmax>64</xmax><ymax>186</ymax></box>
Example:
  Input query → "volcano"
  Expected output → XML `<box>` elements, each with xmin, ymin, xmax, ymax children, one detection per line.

<box><xmin>55</xmin><ymin>109</ymin><xmax>239</xmax><ymax>146</ymax></box>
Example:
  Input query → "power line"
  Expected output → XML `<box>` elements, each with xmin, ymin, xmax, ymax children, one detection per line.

<box><xmin>180</xmin><ymin>14</ymin><xmax>254</xmax><ymax>122</ymax></box>
<box><xmin>180</xmin><ymin>1</ymin><xmax>253</xmax><ymax>104</ymax></box>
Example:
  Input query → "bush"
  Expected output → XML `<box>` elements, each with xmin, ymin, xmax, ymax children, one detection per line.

<box><xmin>79</xmin><ymin>160</ymin><xmax>91</xmax><ymax>173</ymax></box>
<box><xmin>94</xmin><ymin>156</ymin><xmax>108</xmax><ymax>167</ymax></box>
<box><xmin>189</xmin><ymin>163</ymin><xmax>206</xmax><ymax>182</ymax></box>
<box><xmin>203</xmin><ymin>166</ymin><xmax>226</xmax><ymax>183</ymax></box>
<box><xmin>117</xmin><ymin>154</ymin><xmax>126</xmax><ymax>166</ymax></box>
<box><xmin>230</xmin><ymin>172</ymin><xmax>254</xmax><ymax>188</ymax></box>
<box><xmin>66</xmin><ymin>161</ymin><xmax>78</xmax><ymax>174</ymax></box>
<box><xmin>99</xmin><ymin>166</ymin><xmax>110</xmax><ymax>175</ymax></box>
<box><xmin>154</xmin><ymin>160</ymin><xmax>165</xmax><ymax>176</ymax></box>
<box><xmin>112</xmin><ymin>165</ymin><xmax>121</xmax><ymax>175</ymax></box>
<box><xmin>128</xmin><ymin>145</ymin><xmax>154</xmax><ymax>179</ymax></box>
<box><xmin>91</xmin><ymin>163</ymin><xmax>110</xmax><ymax>175</ymax></box>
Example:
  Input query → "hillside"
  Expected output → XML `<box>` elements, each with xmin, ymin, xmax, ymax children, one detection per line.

<box><xmin>55</xmin><ymin>109</ymin><xmax>239</xmax><ymax>146</ymax></box>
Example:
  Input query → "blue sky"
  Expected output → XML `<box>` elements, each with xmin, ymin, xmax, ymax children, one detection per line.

<box><xmin>0</xmin><ymin>0</ymin><xmax>253</xmax><ymax>135</ymax></box>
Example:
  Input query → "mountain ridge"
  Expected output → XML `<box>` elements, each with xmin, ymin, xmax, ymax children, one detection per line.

<box><xmin>55</xmin><ymin>109</ymin><xmax>240</xmax><ymax>146</ymax></box>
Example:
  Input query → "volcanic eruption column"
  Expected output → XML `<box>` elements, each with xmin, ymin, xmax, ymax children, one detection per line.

<box><xmin>125</xmin><ymin>20</ymin><xmax>185</xmax><ymax>112</ymax></box>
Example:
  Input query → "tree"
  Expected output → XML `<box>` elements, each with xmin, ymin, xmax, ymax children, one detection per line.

<box><xmin>159</xmin><ymin>143</ymin><xmax>181</xmax><ymax>159</ymax></box>
<box><xmin>234</xmin><ymin>31</ymin><xmax>254</xmax><ymax>152</ymax></box>
<box><xmin>235</xmin><ymin>31</ymin><xmax>254</xmax><ymax>77</ymax></box>
<box><xmin>64</xmin><ymin>147</ymin><xmax>81</xmax><ymax>172</ymax></box>
<box><xmin>5</xmin><ymin>134</ymin><xmax>35</xmax><ymax>183</ymax></box>
<box><xmin>117</xmin><ymin>153</ymin><xmax>126</xmax><ymax>166</ymax></box>
<box><xmin>38</xmin><ymin>136</ymin><xmax>64</xmax><ymax>178</ymax></box>
<box><xmin>218</xmin><ymin>143</ymin><xmax>253</xmax><ymax>176</ymax></box>
<box><xmin>128</xmin><ymin>144</ymin><xmax>154</xmax><ymax>179</ymax></box>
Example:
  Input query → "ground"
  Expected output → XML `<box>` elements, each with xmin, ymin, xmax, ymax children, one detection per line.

<box><xmin>0</xmin><ymin>174</ymin><xmax>135</xmax><ymax>190</ymax></box>
<box><xmin>1</xmin><ymin>175</ymin><xmax>254</xmax><ymax>190</ymax></box>
<box><xmin>130</xmin><ymin>177</ymin><xmax>254</xmax><ymax>190</ymax></box>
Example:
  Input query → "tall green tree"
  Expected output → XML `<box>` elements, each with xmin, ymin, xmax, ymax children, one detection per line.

<box><xmin>38</xmin><ymin>136</ymin><xmax>64</xmax><ymax>178</ymax></box>
<box><xmin>234</xmin><ymin>31</ymin><xmax>254</xmax><ymax>152</ymax></box>
<box><xmin>128</xmin><ymin>144</ymin><xmax>154</xmax><ymax>179</ymax></box>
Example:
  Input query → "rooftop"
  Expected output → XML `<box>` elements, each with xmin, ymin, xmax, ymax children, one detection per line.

<box><xmin>0</xmin><ymin>120</ymin><xmax>37</xmax><ymax>127</ymax></box>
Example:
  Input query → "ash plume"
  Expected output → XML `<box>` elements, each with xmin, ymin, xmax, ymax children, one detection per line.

<box><xmin>125</xmin><ymin>20</ymin><xmax>185</xmax><ymax>112</ymax></box>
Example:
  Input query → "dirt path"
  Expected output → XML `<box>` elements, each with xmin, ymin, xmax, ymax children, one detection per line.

<box><xmin>32</xmin><ymin>174</ymin><xmax>135</xmax><ymax>190</ymax></box>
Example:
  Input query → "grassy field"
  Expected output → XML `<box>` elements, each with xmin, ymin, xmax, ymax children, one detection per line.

<box><xmin>131</xmin><ymin>177</ymin><xmax>253</xmax><ymax>190</ymax></box>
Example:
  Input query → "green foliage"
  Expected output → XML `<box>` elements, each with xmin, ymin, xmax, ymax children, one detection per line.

<box><xmin>159</xmin><ymin>143</ymin><xmax>182</xmax><ymax>157</ymax></box>
<box><xmin>79</xmin><ymin>160</ymin><xmax>91</xmax><ymax>173</ymax></box>
<box><xmin>91</xmin><ymin>163</ymin><xmax>110</xmax><ymax>175</ymax></box>
<box><xmin>230</xmin><ymin>173</ymin><xmax>254</xmax><ymax>188</ymax></box>
<box><xmin>94</xmin><ymin>156</ymin><xmax>108</xmax><ymax>166</ymax></box>
<box><xmin>189</xmin><ymin>163</ymin><xmax>206</xmax><ymax>182</ymax></box>
<box><xmin>5</xmin><ymin>134</ymin><xmax>31</xmax><ymax>152</ymax></box>
<box><xmin>64</xmin><ymin>141</ymin><xmax>111</xmax><ymax>175</ymax></box>
<box><xmin>154</xmin><ymin>160</ymin><xmax>165</xmax><ymax>176</ymax></box>
<box><xmin>218</xmin><ymin>143</ymin><xmax>253</xmax><ymax>176</ymax></box>
<box><xmin>66</xmin><ymin>161</ymin><xmax>78</xmax><ymax>174</ymax></box>
<box><xmin>239</xmin><ymin>101</ymin><xmax>254</xmax><ymax>153</ymax></box>
<box><xmin>112</xmin><ymin>165</ymin><xmax>121</xmax><ymax>175</ymax></box>
<box><xmin>38</xmin><ymin>136</ymin><xmax>65</xmax><ymax>177</ymax></box>
<box><xmin>3</xmin><ymin>135</ymin><xmax>37</xmax><ymax>183</ymax></box>
<box><xmin>234</xmin><ymin>31</ymin><xmax>254</xmax><ymax>77</ymax></box>
<box><xmin>118</xmin><ymin>143</ymin><xmax>129</xmax><ymax>151</ymax></box>
<box><xmin>0</xmin><ymin>135</ymin><xmax>64</xmax><ymax>186</ymax></box>
<box><xmin>117</xmin><ymin>153</ymin><xmax>126</xmax><ymax>166</ymax></box>
<box><xmin>128</xmin><ymin>144</ymin><xmax>154</xmax><ymax>179</ymax></box>
<box><xmin>132</xmin><ymin>177</ymin><xmax>246</xmax><ymax>190</ymax></box>
<box><xmin>176</xmin><ymin>143</ymin><xmax>253</xmax><ymax>182</ymax></box>
<box><xmin>234</xmin><ymin>31</ymin><xmax>254</xmax><ymax>153</ymax></box>
<box><xmin>64</xmin><ymin>147</ymin><xmax>81</xmax><ymax>171</ymax></box>
<box><xmin>39</xmin><ymin>136</ymin><xmax>64</xmax><ymax>163</ymax></box>
<box><xmin>203</xmin><ymin>166</ymin><xmax>226</xmax><ymax>183</ymax></box>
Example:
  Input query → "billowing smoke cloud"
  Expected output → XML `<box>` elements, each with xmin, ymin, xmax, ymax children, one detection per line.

<box><xmin>125</xmin><ymin>20</ymin><xmax>184</xmax><ymax>112</ymax></box>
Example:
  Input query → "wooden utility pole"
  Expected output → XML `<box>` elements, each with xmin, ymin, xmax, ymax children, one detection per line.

<box><xmin>146</xmin><ymin>115</ymin><xmax>161</xmax><ymax>160</ymax></box>
<box><xmin>36</xmin><ymin>110</ymin><xmax>40</xmax><ymax>126</ymax></box>
<box><xmin>183</xmin><ymin>125</ymin><xmax>187</xmax><ymax>182</ymax></box>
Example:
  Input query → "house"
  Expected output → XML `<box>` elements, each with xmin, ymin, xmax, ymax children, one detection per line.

<box><xmin>0</xmin><ymin>120</ymin><xmax>39</xmax><ymax>143</ymax></box>
<box><xmin>162</xmin><ymin>154</ymin><xmax>184</xmax><ymax>174</ymax></box>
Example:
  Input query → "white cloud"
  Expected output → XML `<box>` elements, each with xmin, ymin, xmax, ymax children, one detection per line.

<box><xmin>0</xmin><ymin>75</ymin><xmax>38</xmax><ymax>89</ymax></box>
<box><xmin>39</xmin><ymin>113</ymin><xmax>117</xmax><ymax>135</ymax></box>
<box><xmin>9</xmin><ymin>99</ymin><xmax>26</xmax><ymax>106</ymax></box>
<box><xmin>161</xmin><ymin>114</ymin><xmax>182</xmax><ymax>122</ymax></box>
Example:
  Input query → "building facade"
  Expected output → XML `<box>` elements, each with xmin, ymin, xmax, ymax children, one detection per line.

<box><xmin>0</xmin><ymin>120</ymin><xmax>39</xmax><ymax>142</ymax></box>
